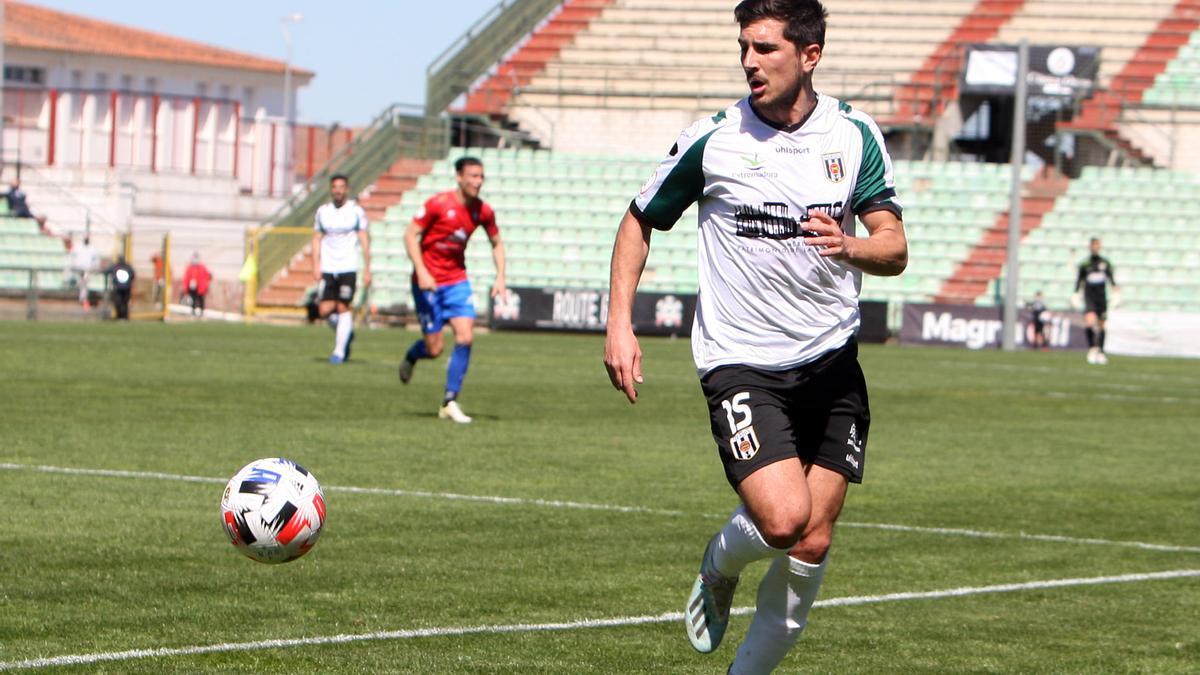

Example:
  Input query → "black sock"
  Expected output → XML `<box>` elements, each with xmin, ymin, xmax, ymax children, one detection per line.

<box><xmin>1098</xmin><ymin>330</ymin><xmax>1106</xmax><ymax>351</ymax></box>
<box><xmin>1086</xmin><ymin>327</ymin><xmax>1095</xmax><ymax>348</ymax></box>
<box><xmin>442</xmin><ymin>392</ymin><xmax>457</xmax><ymax>406</ymax></box>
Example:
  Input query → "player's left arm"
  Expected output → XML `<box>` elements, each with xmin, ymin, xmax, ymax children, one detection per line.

<box><xmin>804</xmin><ymin>209</ymin><xmax>908</xmax><ymax>276</ymax></box>
<box><xmin>488</xmin><ymin>231</ymin><xmax>507</xmax><ymax>298</ymax></box>
<box><xmin>484</xmin><ymin>211</ymin><xmax>506</xmax><ymax>297</ymax></box>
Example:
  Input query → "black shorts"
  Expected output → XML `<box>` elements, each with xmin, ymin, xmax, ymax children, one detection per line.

<box><xmin>700</xmin><ymin>340</ymin><xmax>870</xmax><ymax>489</ymax></box>
<box><xmin>1085</xmin><ymin>295</ymin><xmax>1107</xmax><ymax>320</ymax></box>
<box><xmin>319</xmin><ymin>272</ymin><xmax>357</xmax><ymax>304</ymax></box>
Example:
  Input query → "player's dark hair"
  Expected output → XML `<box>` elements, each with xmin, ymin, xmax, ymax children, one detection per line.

<box><xmin>330</xmin><ymin>173</ymin><xmax>349</xmax><ymax>186</ymax></box>
<box><xmin>734</xmin><ymin>0</ymin><xmax>827</xmax><ymax>50</ymax></box>
<box><xmin>455</xmin><ymin>156</ymin><xmax>483</xmax><ymax>174</ymax></box>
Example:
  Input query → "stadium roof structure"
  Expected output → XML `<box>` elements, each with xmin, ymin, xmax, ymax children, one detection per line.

<box><xmin>4</xmin><ymin>0</ymin><xmax>314</xmax><ymax>77</ymax></box>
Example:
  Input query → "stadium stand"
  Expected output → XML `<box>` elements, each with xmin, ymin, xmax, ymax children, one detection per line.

<box><xmin>0</xmin><ymin>207</ymin><xmax>74</xmax><ymax>291</ymax></box>
<box><xmin>362</xmin><ymin>150</ymin><xmax>1035</xmax><ymax>316</ymax></box>
<box><xmin>1050</xmin><ymin>0</ymin><xmax>1200</xmax><ymax>167</ymax></box>
<box><xmin>500</xmin><ymin>0</ymin><xmax>983</xmax><ymax>152</ymax></box>
<box><xmin>462</xmin><ymin>0</ymin><xmax>613</xmax><ymax>115</ymax></box>
<box><xmin>933</xmin><ymin>168</ymin><xmax>1067</xmax><ymax>304</ymax></box>
<box><xmin>893</xmin><ymin>0</ymin><xmax>1027</xmax><ymax>126</ymax></box>
<box><xmin>245</xmin><ymin>0</ymin><xmax>1200</xmax><ymax>327</ymax></box>
<box><xmin>1003</xmin><ymin>165</ymin><xmax>1200</xmax><ymax>312</ymax></box>
<box><xmin>1143</xmin><ymin>26</ymin><xmax>1200</xmax><ymax>108</ymax></box>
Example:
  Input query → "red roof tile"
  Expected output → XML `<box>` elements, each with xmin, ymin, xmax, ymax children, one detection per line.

<box><xmin>4</xmin><ymin>1</ymin><xmax>314</xmax><ymax>77</ymax></box>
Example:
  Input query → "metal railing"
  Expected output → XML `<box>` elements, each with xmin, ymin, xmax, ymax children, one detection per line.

<box><xmin>0</xmin><ymin>266</ymin><xmax>98</xmax><ymax>319</ymax></box>
<box><xmin>426</xmin><ymin>0</ymin><xmax>565</xmax><ymax>115</ymax></box>
<box><xmin>252</xmin><ymin>104</ymin><xmax>451</xmax><ymax>293</ymax></box>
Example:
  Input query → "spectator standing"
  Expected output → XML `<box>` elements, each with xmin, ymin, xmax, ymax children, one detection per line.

<box><xmin>181</xmin><ymin>253</ymin><xmax>213</xmax><ymax>317</ymax></box>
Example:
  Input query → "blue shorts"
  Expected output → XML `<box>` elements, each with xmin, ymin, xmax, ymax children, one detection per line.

<box><xmin>413</xmin><ymin>280</ymin><xmax>476</xmax><ymax>334</ymax></box>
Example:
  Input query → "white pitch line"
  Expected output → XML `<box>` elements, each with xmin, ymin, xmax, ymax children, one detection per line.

<box><xmin>2</xmin><ymin>569</ymin><xmax>1198</xmax><ymax>671</ymax></box>
<box><xmin>902</xmin><ymin>386</ymin><xmax>1200</xmax><ymax>406</ymax></box>
<box><xmin>938</xmin><ymin>360</ymin><xmax>1200</xmax><ymax>386</ymax></box>
<box><xmin>841</xmin><ymin>522</ymin><xmax>1200</xmax><ymax>554</ymax></box>
<box><xmin>3</xmin><ymin>462</ymin><xmax>1199</xmax><ymax>554</ymax></box>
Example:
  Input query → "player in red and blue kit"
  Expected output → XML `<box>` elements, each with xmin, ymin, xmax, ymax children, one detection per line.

<box><xmin>399</xmin><ymin>156</ymin><xmax>507</xmax><ymax>423</ymax></box>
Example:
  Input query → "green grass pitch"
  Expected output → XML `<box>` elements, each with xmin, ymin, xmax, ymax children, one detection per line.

<box><xmin>1</xmin><ymin>320</ymin><xmax>1198</xmax><ymax>673</ymax></box>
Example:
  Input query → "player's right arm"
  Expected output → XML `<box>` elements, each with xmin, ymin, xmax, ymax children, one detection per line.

<box><xmin>311</xmin><ymin>232</ymin><xmax>323</xmax><ymax>282</ymax></box>
<box><xmin>604</xmin><ymin>209</ymin><xmax>652</xmax><ymax>404</ymax></box>
<box><xmin>605</xmin><ymin>117</ymin><xmax>714</xmax><ymax>403</ymax></box>
<box><xmin>405</xmin><ymin>199</ymin><xmax>438</xmax><ymax>291</ymax></box>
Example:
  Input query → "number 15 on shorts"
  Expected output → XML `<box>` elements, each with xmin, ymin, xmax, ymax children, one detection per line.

<box><xmin>721</xmin><ymin>392</ymin><xmax>760</xmax><ymax>461</ymax></box>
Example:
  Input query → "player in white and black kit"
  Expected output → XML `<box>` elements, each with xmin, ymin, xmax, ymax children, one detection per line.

<box><xmin>312</xmin><ymin>174</ymin><xmax>371</xmax><ymax>364</ymax></box>
<box><xmin>1073</xmin><ymin>237</ymin><xmax>1118</xmax><ymax>365</ymax></box>
<box><xmin>1028</xmin><ymin>290</ymin><xmax>1048</xmax><ymax>350</ymax></box>
<box><xmin>604</xmin><ymin>2</ymin><xmax>907</xmax><ymax>672</ymax></box>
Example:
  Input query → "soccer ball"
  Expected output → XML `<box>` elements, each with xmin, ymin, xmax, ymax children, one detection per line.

<box><xmin>220</xmin><ymin>458</ymin><xmax>326</xmax><ymax>564</ymax></box>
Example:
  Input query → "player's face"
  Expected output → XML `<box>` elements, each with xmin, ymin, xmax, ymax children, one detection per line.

<box><xmin>1090</xmin><ymin>239</ymin><xmax>1101</xmax><ymax>255</ymax></box>
<box><xmin>739</xmin><ymin>19</ymin><xmax>818</xmax><ymax>115</ymax></box>
<box><xmin>457</xmin><ymin>164</ymin><xmax>485</xmax><ymax>200</ymax></box>
<box><xmin>330</xmin><ymin>179</ymin><xmax>348</xmax><ymax>205</ymax></box>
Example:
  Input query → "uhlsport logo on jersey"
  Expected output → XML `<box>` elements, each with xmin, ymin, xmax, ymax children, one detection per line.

<box><xmin>844</xmin><ymin>422</ymin><xmax>863</xmax><ymax>470</ymax></box>
<box><xmin>823</xmin><ymin>153</ymin><xmax>846</xmax><ymax>183</ymax></box>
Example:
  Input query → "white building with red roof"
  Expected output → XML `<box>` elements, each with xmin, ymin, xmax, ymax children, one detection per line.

<box><xmin>1</xmin><ymin>0</ymin><xmax>321</xmax><ymax>308</ymax></box>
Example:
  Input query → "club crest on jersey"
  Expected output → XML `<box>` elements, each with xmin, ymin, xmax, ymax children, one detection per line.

<box><xmin>823</xmin><ymin>153</ymin><xmax>846</xmax><ymax>183</ymax></box>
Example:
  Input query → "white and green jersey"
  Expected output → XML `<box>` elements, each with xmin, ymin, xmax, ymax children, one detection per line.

<box><xmin>631</xmin><ymin>95</ymin><xmax>901</xmax><ymax>375</ymax></box>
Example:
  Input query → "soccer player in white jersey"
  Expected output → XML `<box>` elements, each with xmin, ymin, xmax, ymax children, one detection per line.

<box><xmin>604</xmin><ymin>1</ymin><xmax>908</xmax><ymax>672</ymax></box>
<box><xmin>312</xmin><ymin>174</ymin><xmax>371</xmax><ymax>364</ymax></box>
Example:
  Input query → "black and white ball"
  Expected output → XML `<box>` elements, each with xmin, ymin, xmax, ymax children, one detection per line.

<box><xmin>220</xmin><ymin>458</ymin><xmax>326</xmax><ymax>564</ymax></box>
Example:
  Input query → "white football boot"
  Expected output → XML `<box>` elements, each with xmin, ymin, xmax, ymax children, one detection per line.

<box><xmin>438</xmin><ymin>400</ymin><xmax>473</xmax><ymax>424</ymax></box>
<box><xmin>685</xmin><ymin>535</ymin><xmax>739</xmax><ymax>653</ymax></box>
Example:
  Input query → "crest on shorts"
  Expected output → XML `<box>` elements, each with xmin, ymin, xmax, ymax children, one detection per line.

<box><xmin>730</xmin><ymin>426</ymin><xmax>761</xmax><ymax>461</ymax></box>
<box><xmin>823</xmin><ymin>153</ymin><xmax>846</xmax><ymax>183</ymax></box>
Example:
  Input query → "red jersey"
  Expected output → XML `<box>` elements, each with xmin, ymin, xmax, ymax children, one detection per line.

<box><xmin>413</xmin><ymin>191</ymin><xmax>498</xmax><ymax>286</ymax></box>
<box><xmin>182</xmin><ymin>263</ymin><xmax>212</xmax><ymax>295</ymax></box>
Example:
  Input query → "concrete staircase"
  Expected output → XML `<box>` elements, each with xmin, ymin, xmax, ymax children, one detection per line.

<box><xmin>255</xmin><ymin>157</ymin><xmax>433</xmax><ymax>307</ymax></box>
<box><xmin>1061</xmin><ymin>0</ymin><xmax>1200</xmax><ymax>165</ymax></box>
<box><xmin>891</xmin><ymin>0</ymin><xmax>1027</xmax><ymax>126</ymax></box>
<box><xmin>936</xmin><ymin>170</ymin><xmax>1070</xmax><ymax>304</ymax></box>
<box><xmin>460</xmin><ymin>0</ymin><xmax>612</xmax><ymax>115</ymax></box>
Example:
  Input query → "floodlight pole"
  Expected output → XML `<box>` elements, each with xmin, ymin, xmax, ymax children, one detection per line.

<box><xmin>280</xmin><ymin>13</ymin><xmax>302</xmax><ymax>193</ymax></box>
<box><xmin>0</xmin><ymin>2</ymin><xmax>6</xmax><ymax>168</ymax></box>
<box><xmin>1002</xmin><ymin>40</ymin><xmax>1029</xmax><ymax>352</ymax></box>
